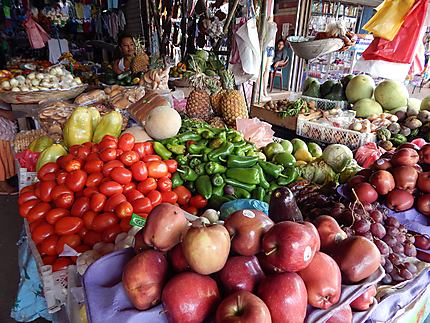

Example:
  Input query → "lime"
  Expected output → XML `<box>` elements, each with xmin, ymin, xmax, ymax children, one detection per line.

<box><xmin>291</xmin><ymin>138</ymin><xmax>308</xmax><ymax>153</ymax></box>
<box><xmin>307</xmin><ymin>142</ymin><xmax>323</xmax><ymax>157</ymax></box>
<box><xmin>273</xmin><ymin>152</ymin><xmax>296</xmax><ymax>167</ymax></box>
<box><xmin>263</xmin><ymin>142</ymin><xmax>284</xmax><ymax>159</ymax></box>
<box><xmin>280</xmin><ymin>140</ymin><xmax>293</xmax><ymax>154</ymax></box>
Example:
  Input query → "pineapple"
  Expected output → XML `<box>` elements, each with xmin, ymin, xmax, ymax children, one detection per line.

<box><xmin>219</xmin><ymin>70</ymin><xmax>248</xmax><ymax>126</ymax></box>
<box><xmin>210</xmin><ymin>90</ymin><xmax>225</xmax><ymax>116</ymax></box>
<box><xmin>186</xmin><ymin>59</ymin><xmax>213</xmax><ymax>121</ymax></box>
<box><xmin>132</xmin><ymin>37</ymin><xmax>149</xmax><ymax>73</ymax></box>
<box><xmin>209</xmin><ymin>116</ymin><xmax>226</xmax><ymax>128</ymax></box>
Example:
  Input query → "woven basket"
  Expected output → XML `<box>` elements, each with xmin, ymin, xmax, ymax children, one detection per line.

<box><xmin>287</xmin><ymin>36</ymin><xmax>344</xmax><ymax>61</ymax></box>
<box><xmin>0</xmin><ymin>85</ymin><xmax>87</xmax><ymax>104</ymax></box>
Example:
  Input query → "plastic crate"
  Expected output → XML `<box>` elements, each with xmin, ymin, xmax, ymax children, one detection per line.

<box><xmin>301</xmin><ymin>95</ymin><xmax>349</xmax><ymax>111</ymax></box>
<box><xmin>24</xmin><ymin>220</ymin><xmax>69</xmax><ymax>313</ymax></box>
<box><xmin>17</xmin><ymin>165</ymin><xmax>37</xmax><ymax>191</ymax></box>
<box><xmin>296</xmin><ymin>116</ymin><xmax>376</xmax><ymax>149</ymax></box>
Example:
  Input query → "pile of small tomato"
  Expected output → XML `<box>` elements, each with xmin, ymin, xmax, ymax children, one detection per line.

<box><xmin>18</xmin><ymin>134</ymin><xmax>208</xmax><ymax>272</ymax></box>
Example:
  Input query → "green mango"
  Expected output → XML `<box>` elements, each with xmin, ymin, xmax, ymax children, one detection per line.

<box><xmin>36</xmin><ymin>144</ymin><xmax>67</xmax><ymax>171</ymax></box>
<box><xmin>92</xmin><ymin>111</ymin><xmax>123</xmax><ymax>143</ymax></box>
<box><xmin>29</xmin><ymin>136</ymin><xmax>54</xmax><ymax>152</ymax></box>
<box><xmin>291</xmin><ymin>138</ymin><xmax>308</xmax><ymax>154</ymax></box>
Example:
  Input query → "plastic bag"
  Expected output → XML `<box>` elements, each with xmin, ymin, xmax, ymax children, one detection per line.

<box><xmin>354</xmin><ymin>142</ymin><xmax>385</xmax><ymax>169</ymax></box>
<box><xmin>236</xmin><ymin>117</ymin><xmax>274</xmax><ymax>149</ymax></box>
<box><xmin>363</xmin><ymin>0</ymin><xmax>415</xmax><ymax>41</ymax></box>
<box><xmin>362</xmin><ymin>0</ymin><xmax>429</xmax><ymax>64</ymax></box>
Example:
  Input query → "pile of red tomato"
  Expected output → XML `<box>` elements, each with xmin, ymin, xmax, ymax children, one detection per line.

<box><xmin>18</xmin><ymin>134</ymin><xmax>207</xmax><ymax>272</ymax></box>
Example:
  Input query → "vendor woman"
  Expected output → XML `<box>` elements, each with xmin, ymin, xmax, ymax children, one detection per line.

<box><xmin>0</xmin><ymin>103</ymin><xmax>16</xmax><ymax>195</ymax></box>
<box><xmin>113</xmin><ymin>34</ymin><xmax>136</xmax><ymax>74</ymax></box>
<box><xmin>272</xmin><ymin>39</ymin><xmax>289</xmax><ymax>70</ymax></box>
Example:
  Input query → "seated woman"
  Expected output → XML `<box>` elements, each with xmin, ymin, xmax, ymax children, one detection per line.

<box><xmin>272</xmin><ymin>39</ymin><xmax>289</xmax><ymax>70</ymax></box>
<box><xmin>113</xmin><ymin>34</ymin><xmax>136</xmax><ymax>74</ymax></box>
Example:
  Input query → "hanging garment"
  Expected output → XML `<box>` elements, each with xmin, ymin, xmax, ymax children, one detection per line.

<box><xmin>48</xmin><ymin>38</ymin><xmax>69</xmax><ymax>63</ymax></box>
<box><xmin>118</xmin><ymin>9</ymin><xmax>126</xmax><ymax>30</ymax></box>
<box><xmin>234</xmin><ymin>17</ymin><xmax>261</xmax><ymax>79</ymax></box>
<box><xmin>230</xmin><ymin>18</ymin><xmax>246</xmax><ymax>64</ymax></box>
<box><xmin>23</xmin><ymin>17</ymin><xmax>50</xmax><ymax>49</ymax></box>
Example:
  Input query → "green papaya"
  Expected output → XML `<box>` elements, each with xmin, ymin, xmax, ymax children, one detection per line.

<box><xmin>88</xmin><ymin>107</ymin><xmax>101</xmax><ymax>130</ymax></box>
<box><xmin>63</xmin><ymin>107</ymin><xmax>93</xmax><ymax>148</ymax></box>
<box><xmin>36</xmin><ymin>144</ymin><xmax>67</xmax><ymax>171</ymax></box>
<box><xmin>92</xmin><ymin>111</ymin><xmax>123</xmax><ymax>143</ymax></box>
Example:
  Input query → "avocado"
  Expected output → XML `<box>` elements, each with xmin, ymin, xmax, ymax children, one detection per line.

<box><xmin>324</xmin><ymin>83</ymin><xmax>344</xmax><ymax>101</ymax></box>
<box><xmin>303</xmin><ymin>80</ymin><xmax>320</xmax><ymax>98</ymax></box>
<box><xmin>341</xmin><ymin>74</ymin><xmax>354</xmax><ymax>89</ymax></box>
<box><xmin>320</xmin><ymin>80</ymin><xmax>335</xmax><ymax>98</ymax></box>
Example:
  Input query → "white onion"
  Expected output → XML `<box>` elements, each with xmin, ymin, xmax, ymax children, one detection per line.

<box><xmin>36</xmin><ymin>73</ymin><xmax>45</xmax><ymax>80</ymax></box>
<box><xmin>11</xmin><ymin>87</ymin><xmax>20</xmax><ymax>92</ymax></box>
<box><xmin>20</xmin><ymin>86</ymin><xmax>30</xmax><ymax>91</ymax></box>
<box><xmin>16</xmin><ymin>75</ymin><xmax>26</xmax><ymax>84</ymax></box>
<box><xmin>9</xmin><ymin>78</ymin><xmax>19</xmax><ymax>87</ymax></box>
<box><xmin>31</xmin><ymin>79</ymin><xmax>40</xmax><ymax>86</ymax></box>
<box><xmin>1</xmin><ymin>80</ymin><xmax>11</xmax><ymax>90</ymax></box>
<box><xmin>27</xmin><ymin>73</ymin><xmax>36</xmax><ymax>80</ymax></box>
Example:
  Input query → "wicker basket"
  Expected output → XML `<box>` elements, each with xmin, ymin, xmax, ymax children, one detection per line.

<box><xmin>302</xmin><ymin>95</ymin><xmax>349</xmax><ymax>110</ymax></box>
<box><xmin>287</xmin><ymin>36</ymin><xmax>344</xmax><ymax>61</ymax></box>
<box><xmin>0</xmin><ymin>85</ymin><xmax>87</xmax><ymax>104</ymax></box>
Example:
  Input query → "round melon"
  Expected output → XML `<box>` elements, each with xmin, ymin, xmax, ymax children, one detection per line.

<box><xmin>408</xmin><ymin>98</ymin><xmax>421</xmax><ymax>111</ymax></box>
<box><xmin>421</xmin><ymin>96</ymin><xmax>430</xmax><ymax>111</ymax></box>
<box><xmin>345</xmin><ymin>75</ymin><xmax>375</xmax><ymax>103</ymax></box>
<box><xmin>374</xmin><ymin>80</ymin><xmax>408</xmax><ymax>111</ymax></box>
<box><xmin>144</xmin><ymin>106</ymin><xmax>182</xmax><ymax>140</ymax></box>
<box><xmin>353</xmin><ymin>98</ymin><xmax>383</xmax><ymax>118</ymax></box>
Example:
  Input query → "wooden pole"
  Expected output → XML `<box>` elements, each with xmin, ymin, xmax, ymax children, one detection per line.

<box><xmin>213</xmin><ymin>0</ymin><xmax>241</xmax><ymax>51</ymax></box>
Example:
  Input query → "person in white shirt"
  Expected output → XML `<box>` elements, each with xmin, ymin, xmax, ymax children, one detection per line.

<box><xmin>113</xmin><ymin>33</ymin><xmax>135</xmax><ymax>74</ymax></box>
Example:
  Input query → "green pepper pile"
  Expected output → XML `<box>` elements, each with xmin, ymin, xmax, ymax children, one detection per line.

<box><xmin>155</xmin><ymin>119</ymin><xmax>300</xmax><ymax>208</ymax></box>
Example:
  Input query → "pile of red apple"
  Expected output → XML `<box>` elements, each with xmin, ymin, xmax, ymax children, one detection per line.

<box><xmin>347</xmin><ymin>144</ymin><xmax>430</xmax><ymax>217</ymax></box>
<box><xmin>121</xmin><ymin>203</ymin><xmax>382</xmax><ymax>323</ymax></box>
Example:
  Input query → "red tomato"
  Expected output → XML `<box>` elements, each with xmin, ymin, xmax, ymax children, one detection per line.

<box><xmin>86</xmin><ymin>152</ymin><xmax>100</xmax><ymax>161</ymax></box>
<box><xmin>110</xmin><ymin>167</ymin><xmax>132</xmax><ymax>184</ymax></box>
<box><xmin>37</xmin><ymin>162</ymin><xmax>59</xmax><ymax>181</ymax></box>
<box><xmin>84</xmin><ymin>159</ymin><xmax>103</xmax><ymax>173</ymax></box>
<box><xmin>122</xmin><ymin>182</ymin><xmax>136</xmax><ymax>194</ymax></box>
<box><xmin>83</xmin><ymin>187</ymin><xmax>99</xmax><ymax>197</ymax></box>
<box><xmin>39</xmin><ymin>235</ymin><xmax>58</xmax><ymax>256</ymax></box>
<box><xmin>38</xmin><ymin>180</ymin><xmax>56</xmax><ymax>202</ymax></box>
<box><xmin>118</xmin><ymin>133</ymin><xmax>135</xmax><ymax>152</ymax></box>
<box><xmin>120</xmin><ymin>151</ymin><xmax>139</xmax><ymax>166</ymax></box>
<box><xmin>18</xmin><ymin>190</ymin><xmax>38</xmax><ymax>205</ymax></box>
<box><xmin>86</xmin><ymin>172</ymin><xmax>103</xmax><ymax>188</ymax></box>
<box><xmin>56</xmin><ymin>170</ymin><xmax>68</xmax><ymax>185</ymax></box>
<box><xmin>142</xmin><ymin>155</ymin><xmax>161</xmax><ymax>162</ymax></box>
<box><xmin>57</xmin><ymin>155</ymin><xmax>74</xmax><ymax>170</ymax></box>
<box><xmin>52</xmin><ymin>258</ymin><xmax>72</xmax><ymax>272</ymax></box>
<box><xmin>90</xmin><ymin>193</ymin><xmax>107</xmax><ymax>212</ymax></box>
<box><xmin>19</xmin><ymin>199</ymin><xmax>39</xmax><ymax>218</ymax></box>
<box><xmin>147</xmin><ymin>190</ymin><xmax>162</xmax><ymax>207</ymax></box>
<box><xmin>130</xmin><ymin>161</ymin><xmax>148</xmax><ymax>181</ymax></box>
<box><xmin>120</xmin><ymin>218</ymin><xmax>132</xmax><ymax>232</ymax></box>
<box><xmin>75</xmin><ymin>244</ymin><xmax>91</xmax><ymax>253</ymax></box>
<box><xmin>99</xmin><ymin>148</ymin><xmax>117</xmax><ymax>162</ymax></box>
<box><xmin>55</xmin><ymin>217</ymin><xmax>84</xmax><ymax>235</ymax></box>
<box><xmin>54</xmin><ymin>192</ymin><xmax>74</xmax><ymax>209</ymax></box>
<box><xmin>43</xmin><ymin>255</ymin><xmax>57</xmax><ymax>265</ymax></box>
<box><xmin>69</xmin><ymin>145</ymin><xmax>81</xmax><ymax>156</ymax></box>
<box><xmin>157</xmin><ymin>176</ymin><xmax>172</xmax><ymax>192</ymax></box>
<box><xmin>65</xmin><ymin>170</ymin><xmax>87</xmax><ymax>192</ymax></box>
<box><xmin>83</xmin><ymin>142</ymin><xmax>93</xmax><ymax>149</ymax></box>
<box><xmin>79</xmin><ymin>226</ymin><xmax>88</xmax><ymax>238</ymax></box>
<box><xmin>83</xmin><ymin>211</ymin><xmax>97</xmax><ymax>229</ymax></box>
<box><xmin>189</xmin><ymin>195</ymin><xmax>208</xmax><ymax>209</ymax></box>
<box><xmin>132</xmin><ymin>143</ymin><xmax>146</xmax><ymax>159</ymax></box>
<box><xmin>183</xmin><ymin>205</ymin><xmax>198</xmax><ymax>216</ymax></box>
<box><xmin>27</xmin><ymin>202</ymin><xmax>51</xmax><ymax>223</ymax></box>
<box><xmin>76</xmin><ymin>146</ymin><xmax>91</xmax><ymax>160</ymax></box>
<box><xmin>125</xmin><ymin>189</ymin><xmax>144</xmax><ymax>202</ymax></box>
<box><xmin>102</xmin><ymin>160</ymin><xmax>124</xmax><ymax>177</ymax></box>
<box><xmin>32</xmin><ymin>223</ymin><xmax>54</xmax><ymax>244</ymax></box>
<box><xmin>83</xmin><ymin>230</ymin><xmax>102</xmax><ymax>246</ymax></box>
<box><xmin>99</xmin><ymin>181</ymin><xmax>123</xmax><ymax>197</ymax></box>
<box><xmin>132</xmin><ymin>197</ymin><xmax>152</xmax><ymax>214</ymax></box>
<box><xmin>104</xmin><ymin>193</ymin><xmax>127</xmax><ymax>212</ymax></box>
<box><xmin>92</xmin><ymin>213</ymin><xmax>118</xmax><ymax>232</ymax></box>
<box><xmin>116</xmin><ymin>149</ymin><xmax>124</xmax><ymax>157</ymax></box>
<box><xmin>19</xmin><ymin>185</ymin><xmax>35</xmax><ymax>195</ymax></box>
<box><xmin>147</xmin><ymin>161</ymin><xmax>169</xmax><ymax>178</ymax></box>
<box><xmin>46</xmin><ymin>208</ymin><xmax>70</xmax><ymax>224</ymax></box>
<box><xmin>137</xmin><ymin>178</ymin><xmax>157</xmax><ymax>195</ymax></box>
<box><xmin>161</xmin><ymin>191</ymin><xmax>178</xmax><ymax>204</ymax></box>
<box><xmin>98</xmin><ymin>138</ymin><xmax>117</xmax><ymax>150</ymax></box>
<box><xmin>56</xmin><ymin>234</ymin><xmax>81</xmax><ymax>254</ymax></box>
<box><xmin>102</xmin><ymin>224</ymin><xmax>122</xmax><ymax>242</ymax></box>
<box><xmin>51</xmin><ymin>185</ymin><xmax>72</xmax><ymax>200</ymax></box>
<box><xmin>164</xmin><ymin>160</ymin><xmax>178</xmax><ymax>173</ymax></box>
<box><xmin>115</xmin><ymin>201</ymin><xmax>133</xmax><ymax>219</ymax></box>
<box><xmin>166</xmin><ymin>172</ymin><xmax>172</xmax><ymax>179</ymax></box>
<box><xmin>64</xmin><ymin>159</ymin><xmax>82</xmax><ymax>172</ymax></box>
<box><xmin>71</xmin><ymin>197</ymin><xmax>90</xmax><ymax>217</ymax></box>
<box><xmin>142</xmin><ymin>142</ymin><xmax>154</xmax><ymax>155</ymax></box>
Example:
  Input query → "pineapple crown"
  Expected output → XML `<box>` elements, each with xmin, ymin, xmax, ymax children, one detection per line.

<box><xmin>220</xmin><ymin>69</ymin><xmax>236</xmax><ymax>91</ymax></box>
<box><xmin>133</xmin><ymin>36</ymin><xmax>144</xmax><ymax>52</ymax></box>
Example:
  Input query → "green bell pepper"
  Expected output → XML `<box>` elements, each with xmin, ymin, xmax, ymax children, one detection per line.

<box><xmin>63</xmin><ymin>107</ymin><xmax>93</xmax><ymax>147</ymax></box>
<box><xmin>188</xmin><ymin>140</ymin><xmax>208</xmax><ymax>154</ymax></box>
<box><xmin>209</xmin><ymin>137</ymin><xmax>225</xmax><ymax>149</ymax></box>
<box><xmin>233</xmin><ymin>186</ymin><xmax>251</xmax><ymax>199</ymax></box>
<box><xmin>92</xmin><ymin>111</ymin><xmax>122</xmax><ymax>144</ymax></box>
<box><xmin>208</xmin><ymin>195</ymin><xmax>230</xmax><ymax>210</ymax></box>
<box><xmin>194</xmin><ymin>163</ymin><xmax>206</xmax><ymax>176</ymax></box>
<box><xmin>268</xmin><ymin>182</ymin><xmax>280</xmax><ymax>192</ymax></box>
<box><xmin>189</xmin><ymin>158</ymin><xmax>202</xmax><ymax>169</ymax></box>
<box><xmin>252</xmin><ymin>187</ymin><xmax>266</xmax><ymax>201</ymax></box>
<box><xmin>200</xmin><ymin>129</ymin><xmax>216</xmax><ymax>139</ymax></box>
<box><xmin>256</xmin><ymin>164</ymin><xmax>270</xmax><ymax>189</ymax></box>
<box><xmin>211</xmin><ymin>174</ymin><xmax>224</xmax><ymax>187</ymax></box>
<box><xmin>166</xmin><ymin>143</ymin><xmax>186</xmax><ymax>155</ymax></box>
<box><xmin>227</xmin><ymin>130</ymin><xmax>243</xmax><ymax>142</ymax></box>
<box><xmin>36</xmin><ymin>144</ymin><xmax>67</xmax><ymax>171</ymax></box>
<box><xmin>178</xmin><ymin>166</ymin><xmax>198</xmax><ymax>181</ymax></box>
<box><xmin>226</xmin><ymin>167</ymin><xmax>260</xmax><ymax>185</ymax></box>
<box><xmin>176</xmin><ymin>155</ymin><xmax>188</xmax><ymax>166</ymax></box>
<box><xmin>263</xmin><ymin>193</ymin><xmax>271</xmax><ymax>203</ymax></box>
<box><xmin>212</xmin><ymin>183</ymin><xmax>225</xmax><ymax>197</ymax></box>
<box><xmin>196</xmin><ymin>175</ymin><xmax>213</xmax><ymax>199</ymax></box>
<box><xmin>177</xmin><ymin>132</ymin><xmax>202</xmax><ymax>143</ymax></box>
<box><xmin>277</xmin><ymin>166</ymin><xmax>299</xmax><ymax>186</ymax></box>
<box><xmin>224</xmin><ymin>177</ymin><xmax>256</xmax><ymax>192</ymax></box>
<box><xmin>227</xmin><ymin>155</ymin><xmax>258</xmax><ymax>168</ymax></box>
<box><xmin>206</xmin><ymin>162</ymin><xmax>226</xmax><ymax>175</ymax></box>
<box><xmin>258</xmin><ymin>160</ymin><xmax>284</xmax><ymax>178</ymax></box>
<box><xmin>185</xmin><ymin>181</ymin><xmax>195</xmax><ymax>192</ymax></box>
<box><xmin>208</xmin><ymin>142</ymin><xmax>235</xmax><ymax>161</ymax></box>
<box><xmin>153</xmin><ymin>142</ymin><xmax>172</xmax><ymax>160</ymax></box>
<box><xmin>171</xmin><ymin>172</ymin><xmax>184</xmax><ymax>188</ymax></box>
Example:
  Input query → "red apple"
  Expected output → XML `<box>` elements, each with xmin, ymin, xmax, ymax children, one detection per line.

<box><xmin>417</xmin><ymin>172</ymin><xmax>430</xmax><ymax>193</ymax></box>
<box><xmin>257</xmin><ymin>273</ymin><xmax>307</xmax><ymax>323</ymax></box>
<box><xmin>347</xmin><ymin>175</ymin><xmax>366</xmax><ymax>191</ymax></box>
<box><xmin>142</xmin><ymin>203</ymin><xmax>189</xmax><ymax>252</ymax></box>
<box><xmin>314</xmin><ymin>216</ymin><xmax>347</xmax><ymax>251</ymax></box>
<box><xmin>262</xmin><ymin>221</ymin><xmax>319</xmax><ymax>272</ymax></box>
<box><xmin>168</xmin><ymin>243</ymin><xmax>190</xmax><ymax>272</ymax></box>
<box><xmin>182</xmin><ymin>224</ymin><xmax>231</xmax><ymax>275</ymax></box>
<box><xmin>369</xmin><ymin>170</ymin><xmax>395</xmax><ymax>195</ymax></box>
<box><xmin>256</xmin><ymin>252</ymin><xmax>282</xmax><ymax>275</ymax></box>
<box><xmin>330</xmin><ymin>236</ymin><xmax>381</xmax><ymax>283</ymax></box>
<box><xmin>352</xmin><ymin>182</ymin><xmax>378</xmax><ymax>204</ymax></box>
<box><xmin>392</xmin><ymin>166</ymin><xmax>418</xmax><ymax>190</ymax></box>
<box><xmin>372</xmin><ymin>158</ymin><xmax>392</xmax><ymax>171</ymax></box>
<box><xmin>303</xmin><ymin>221</ymin><xmax>321</xmax><ymax>251</ymax></box>
<box><xmin>386</xmin><ymin>189</ymin><xmax>414</xmax><ymax>212</ymax></box>
<box><xmin>326</xmin><ymin>305</ymin><xmax>352</xmax><ymax>323</ymax></box>
<box><xmin>215</xmin><ymin>291</ymin><xmax>271</xmax><ymax>323</ymax></box>
<box><xmin>355</xmin><ymin>169</ymin><xmax>374</xmax><ymax>181</ymax></box>
<box><xmin>419</xmin><ymin>144</ymin><xmax>430</xmax><ymax>164</ymax></box>
<box><xmin>391</xmin><ymin>148</ymin><xmax>419</xmax><ymax>167</ymax></box>
<box><xmin>224</xmin><ymin>209</ymin><xmax>274</xmax><ymax>256</ymax></box>
<box><xmin>398</xmin><ymin>143</ymin><xmax>420</xmax><ymax>151</ymax></box>
<box><xmin>298</xmin><ymin>252</ymin><xmax>341</xmax><ymax>309</ymax></box>
<box><xmin>122</xmin><ymin>250</ymin><xmax>168</xmax><ymax>310</ymax></box>
<box><xmin>218</xmin><ymin>256</ymin><xmax>265</xmax><ymax>295</ymax></box>
<box><xmin>350</xmin><ymin>285</ymin><xmax>377</xmax><ymax>311</ymax></box>
<box><xmin>162</xmin><ymin>272</ymin><xmax>220</xmax><ymax>323</ymax></box>
<box><xmin>417</xmin><ymin>194</ymin><xmax>430</xmax><ymax>216</ymax></box>
<box><xmin>414</xmin><ymin>234</ymin><xmax>430</xmax><ymax>250</ymax></box>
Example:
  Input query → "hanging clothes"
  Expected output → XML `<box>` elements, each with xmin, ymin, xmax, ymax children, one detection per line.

<box><xmin>230</xmin><ymin>18</ymin><xmax>246</xmax><ymax>64</ymax></box>
<box><xmin>48</xmin><ymin>39</ymin><xmax>69</xmax><ymax>63</ymax></box>
<box><xmin>22</xmin><ymin>17</ymin><xmax>50</xmax><ymax>49</ymax></box>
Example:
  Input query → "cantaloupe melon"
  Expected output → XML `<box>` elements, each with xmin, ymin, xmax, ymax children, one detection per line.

<box><xmin>144</xmin><ymin>106</ymin><xmax>182</xmax><ymax>140</ymax></box>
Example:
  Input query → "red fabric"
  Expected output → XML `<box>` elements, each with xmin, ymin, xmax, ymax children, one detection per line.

<box><xmin>362</xmin><ymin>0</ymin><xmax>429</xmax><ymax>64</ymax></box>
<box><xmin>23</xmin><ymin>17</ymin><xmax>50</xmax><ymax>49</ymax></box>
